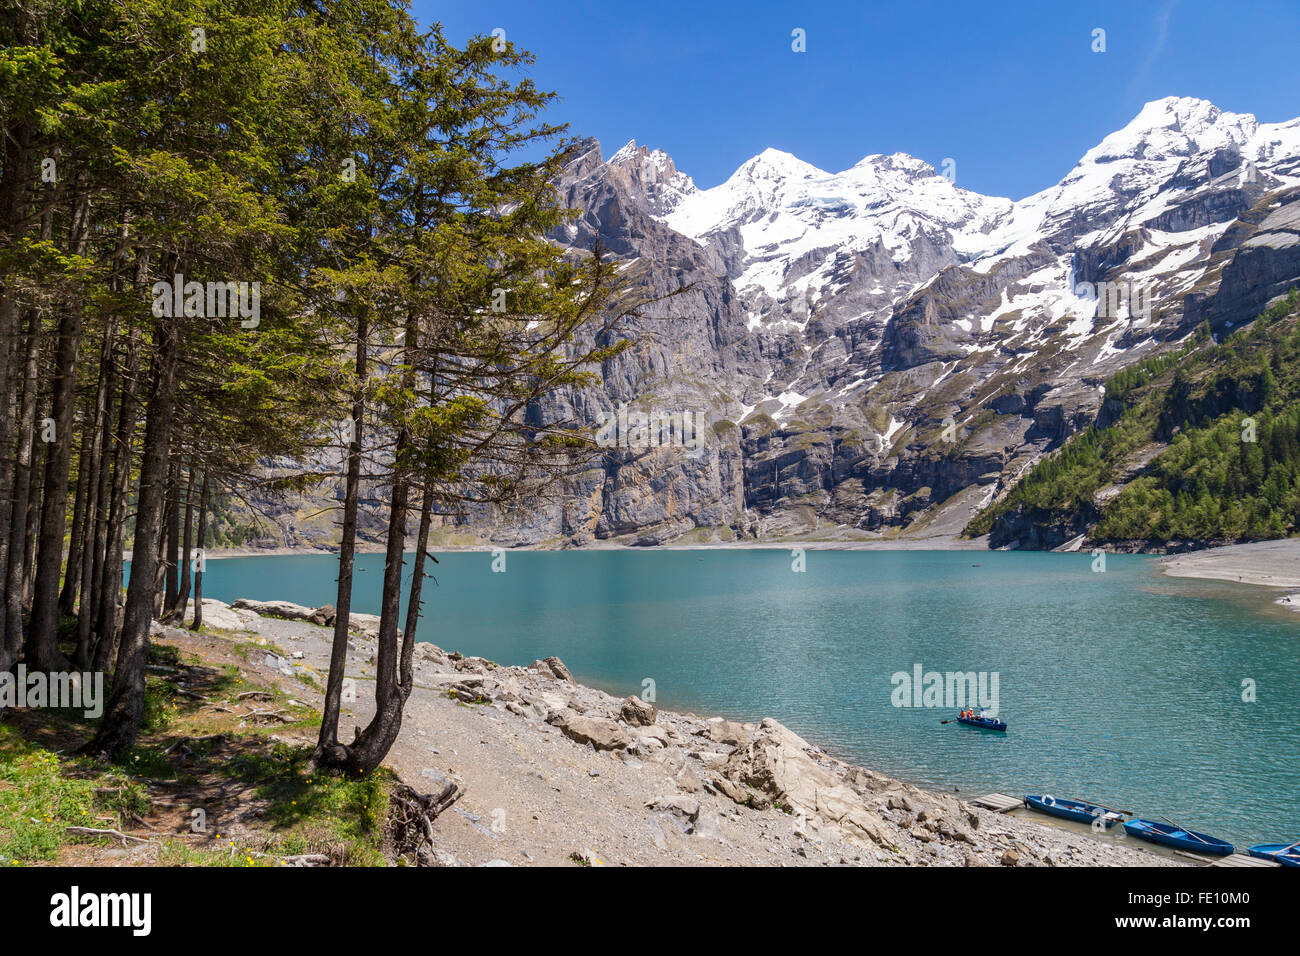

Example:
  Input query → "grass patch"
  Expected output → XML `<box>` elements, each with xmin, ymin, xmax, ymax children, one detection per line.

<box><xmin>0</xmin><ymin>724</ymin><xmax>150</xmax><ymax>863</ymax></box>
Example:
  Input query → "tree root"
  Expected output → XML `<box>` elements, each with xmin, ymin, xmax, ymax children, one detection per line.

<box><xmin>387</xmin><ymin>779</ymin><xmax>463</xmax><ymax>865</ymax></box>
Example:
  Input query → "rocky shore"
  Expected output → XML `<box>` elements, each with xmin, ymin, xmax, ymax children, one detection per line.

<box><xmin>161</xmin><ymin>597</ymin><xmax>1178</xmax><ymax>867</ymax></box>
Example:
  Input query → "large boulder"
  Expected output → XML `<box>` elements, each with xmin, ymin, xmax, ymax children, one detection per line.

<box><xmin>178</xmin><ymin>598</ymin><xmax>259</xmax><ymax>631</ymax></box>
<box><xmin>646</xmin><ymin>795</ymin><xmax>700</xmax><ymax>823</ymax></box>
<box><xmin>546</xmin><ymin>710</ymin><xmax>629</xmax><ymax>751</ymax></box>
<box><xmin>531</xmin><ymin>656</ymin><xmax>575</xmax><ymax>682</ymax></box>
<box><xmin>308</xmin><ymin>603</ymin><xmax>336</xmax><ymax>626</ymax></box>
<box><xmin>702</xmin><ymin>718</ymin><xmax>750</xmax><ymax>747</ymax></box>
<box><xmin>717</xmin><ymin>718</ymin><xmax>889</xmax><ymax>848</ymax></box>
<box><xmin>346</xmin><ymin>613</ymin><xmax>382</xmax><ymax>637</ymax></box>
<box><xmin>231</xmin><ymin>598</ymin><xmax>382</xmax><ymax>637</ymax></box>
<box><xmin>620</xmin><ymin>696</ymin><xmax>657</xmax><ymax>726</ymax></box>
<box><xmin>232</xmin><ymin>598</ymin><xmax>316</xmax><ymax>620</ymax></box>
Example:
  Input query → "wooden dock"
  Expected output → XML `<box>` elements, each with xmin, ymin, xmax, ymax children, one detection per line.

<box><xmin>1172</xmin><ymin>849</ymin><xmax>1280</xmax><ymax>867</ymax></box>
<box><xmin>969</xmin><ymin>792</ymin><xmax>1024</xmax><ymax>814</ymax></box>
<box><xmin>1211</xmin><ymin>852</ymin><xmax>1280</xmax><ymax>867</ymax></box>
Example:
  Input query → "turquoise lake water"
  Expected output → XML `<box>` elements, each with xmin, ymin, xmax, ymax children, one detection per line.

<box><xmin>185</xmin><ymin>548</ymin><xmax>1300</xmax><ymax>846</ymax></box>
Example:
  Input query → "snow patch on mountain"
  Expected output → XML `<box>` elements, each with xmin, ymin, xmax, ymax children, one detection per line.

<box><xmin>661</xmin><ymin>147</ymin><xmax>1012</xmax><ymax>305</ymax></box>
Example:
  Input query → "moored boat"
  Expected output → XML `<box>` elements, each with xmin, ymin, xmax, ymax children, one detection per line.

<box><xmin>1025</xmin><ymin>794</ymin><xmax>1125</xmax><ymax>828</ymax></box>
<box><xmin>1247</xmin><ymin>842</ymin><xmax>1300</xmax><ymax>866</ymax></box>
<box><xmin>1122</xmin><ymin>818</ymin><xmax>1234</xmax><ymax>855</ymax></box>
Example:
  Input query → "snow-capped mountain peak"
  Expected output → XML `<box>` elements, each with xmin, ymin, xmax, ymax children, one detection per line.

<box><xmin>662</xmin><ymin>143</ymin><xmax>1012</xmax><ymax>304</ymax></box>
<box><xmin>604</xmin><ymin>139</ymin><xmax>698</xmax><ymax>216</ymax></box>
<box><xmin>1084</xmin><ymin>96</ymin><xmax>1257</xmax><ymax>165</ymax></box>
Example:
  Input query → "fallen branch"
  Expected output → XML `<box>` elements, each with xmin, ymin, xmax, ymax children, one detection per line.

<box><xmin>66</xmin><ymin>826</ymin><xmax>148</xmax><ymax>846</ymax></box>
<box><xmin>244</xmin><ymin>708</ymin><xmax>291</xmax><ymax>722</ymax></box>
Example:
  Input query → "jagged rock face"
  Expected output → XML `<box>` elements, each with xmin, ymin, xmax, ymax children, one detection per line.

<box><xmin>253</xmin><ymin>100</ymin><xmax>1300</xmax><ymax>549</ymax></box>
<box><xmin>496</xmin><ymin>138</ymin><xmax>763</xmax><ymax>546</ymax></box>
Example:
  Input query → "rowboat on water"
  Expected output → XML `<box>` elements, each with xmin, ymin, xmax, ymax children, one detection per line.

<box><xmin>955</xmin><ymin>707</ymin><xmax>1006</xmax><ymax>732</ymax></box>
<box><xmin>1247</xmin><ymin>842</ymin><xmax>1300</xmax><ymax>866</ymax></box>
<box><xmin>1024</xmin><ymin>794</ymin><xmax>1126</xmax><ymax>828</ymax></box>
<box><xmin>1122</xmin><ymin>818</ymin><xmax>1235</xmax><ymax>855</ymax></box>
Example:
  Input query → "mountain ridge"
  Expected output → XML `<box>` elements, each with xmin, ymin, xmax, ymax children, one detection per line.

<box><xmin>238</xmin><ymin>97</ymin><xmax>1300</xmax><ymax>551</ymax></box>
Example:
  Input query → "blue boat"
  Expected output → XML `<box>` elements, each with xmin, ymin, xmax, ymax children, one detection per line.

<box><xmin>1025</xmin><ymin>794</ymin><xmax>1126</xmax><ymax>828</ymax></box>
<box><xmin>955</xmin><ymin>708</ymin><xmax>1006</xmax><ymax>731</ymax></box>
<box><xmin>1247</xmin><ymin>843</ymin><xmax>1300</xmax><ymax>867</ymax></box>
<box><xmin>1122</xmin><ymin>818</ymin><xmax>1235</xmax><ymax>855</ymax></box>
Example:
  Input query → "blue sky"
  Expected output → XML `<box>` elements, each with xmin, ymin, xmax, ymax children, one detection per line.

<box><xmin>417</xmin><ymin>0</ymin><xmax>1300</xmax><ymax>199</ymax></box>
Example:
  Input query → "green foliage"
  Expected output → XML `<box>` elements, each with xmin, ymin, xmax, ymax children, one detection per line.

<box><xmin>0</xmin><ymin>725</ymin><xmax>149</xmax><ymax>863</ymax></box>
<box><xmin>220</xmin><ymin>742</ymin><xmax>389</xmax><ymax>865</ymax></box>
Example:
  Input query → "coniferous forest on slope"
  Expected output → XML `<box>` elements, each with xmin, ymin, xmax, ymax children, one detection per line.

<box><xmin>968</xmin><ymin>289</ymin><xmax>1300</xmax><ymax>547</ymax></box>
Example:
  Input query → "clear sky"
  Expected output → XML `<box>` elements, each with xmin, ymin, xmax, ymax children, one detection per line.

<box><xmin>416</xmin><ymin>0</ymin><xmax>1300</xmax><ymax>200</ymax></box>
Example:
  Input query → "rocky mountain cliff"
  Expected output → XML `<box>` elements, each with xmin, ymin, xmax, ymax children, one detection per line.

<box><xmin>246</xmin><ymin>97</ymin><xmax>1300</xmax><ymax>550</ymax></box>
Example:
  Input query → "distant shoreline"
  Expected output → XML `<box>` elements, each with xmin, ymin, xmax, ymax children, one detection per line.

<box><xmin>129</xmin><ymin>533</ymin><xmax>990</xmax><ymax>562</ymax></box>
<box><xmin>132</xmin><ymin>535</ymin><xmax>1300</xmax><ymax>617</ymax></box>
<box><xmin>1159</xmin><ymin>538</ymin><xmax>1300</xmax><ymax>613</ymax></box>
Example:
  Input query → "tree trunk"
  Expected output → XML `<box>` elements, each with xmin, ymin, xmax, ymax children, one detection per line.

<box><xmin>3</xmin><ymin>306</ymin><xmax>41</xmax><ymax>666</ymax></box>
<box><xmin>87</xmin><ymin>306</ymin><xmax>180</xmax><ymax>758</ymax></box>
<box><xmin>94</xmin><ymin>301</ymin><xmax>145</xmax><ymax>676</ymax></box>
<box><xmin>0</xmin><ymin>66</ymin><xmax>38</xmax><ymax>665</ymax></box>
<box><xmin>58</xmin><ymin>405</ymin><xmax>94</xmax><ymax>617</ymax></box>
<box><xmin>315</xmin><ymin>312</ymin><xmax>368</xmax><ymax>767</ymax></box>
<box><xmin>26</xmin><ymin>192</ymin><xmax>92</xmax><ymax>671</ymax></box>
<box><xmin>337</xmin><ymin>448</ymin><xmax>411</xmax><ymax>775</ymax></box>
<box><xmin>319</xmin><ymin>315</ymin><xmax>419</xmax><ymax>775</ymax></box>
<box><xmin>0</xmin><ymin>306</ymin><xmax>18</xmax><ymax>672</ymax></box>
<box><xmin>22</xmin><ymin>436</ymin><xmax>43</xmax><ymax>608</ymax></box>
<box><xmin>190</xmin><ymin>472</ymin><xmax>209</xmax><ymax>630</ymax></box>
<box><xmin>402</xmin><ymin>491</ymin><xmax>435</xmax><ymax>670</ymax></box>
<box><xmin>167</xmin><ymin>465</ymin><xmax>195</xmax><ymax>622</ymax></box>
<box><xmin>160</xmin><ymin>457</ymin><xmax>179</xmax><ymax>617</ymax></box>
<box><xmin>84</xmin><ymin>360</ymin><xmax>116</xmax><ymax>658</ymax></box>
<box><xmin>74</xmin><ymin>334</ymin><xmax>114</xmax><ymax>666</ymax></box>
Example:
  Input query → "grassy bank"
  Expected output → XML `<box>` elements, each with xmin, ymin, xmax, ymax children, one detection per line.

<box><xmin>0</xmin><ymin>626</ymin><xmax>393</xmax><ymax>867</ymax></box>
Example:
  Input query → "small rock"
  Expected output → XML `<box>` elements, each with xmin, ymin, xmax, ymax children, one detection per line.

<box><xmin>646</xmin><ymin>795</ymin><xmax>701</xmax><ymax>822</ymax></box>
<box><xmin>674</xmin><ymin>765</ymin><xmax>704</xmax><ymax>793</ymax></box>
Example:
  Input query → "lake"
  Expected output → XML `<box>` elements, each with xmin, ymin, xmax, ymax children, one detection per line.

<box><xmin>184</xmin><ymin>547</ymin><xmax>1300</xmax><ymax>846</ymax></box>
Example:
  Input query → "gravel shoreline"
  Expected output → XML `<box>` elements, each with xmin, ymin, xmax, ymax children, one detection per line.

<box><xmin>1160</xmin><ymin>539</ymin><xmax>1300</xmax><ymax>612</ymax></box>
<box><xmin>158</xmin><ymin>597</ymin><xmax>1182</xmax><ymax>867</ymax></box>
